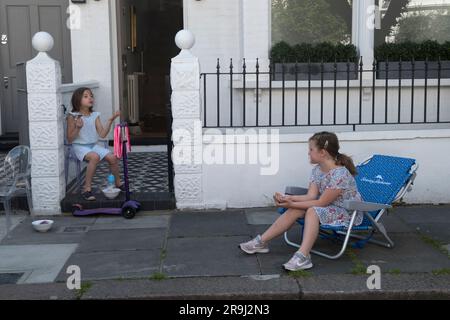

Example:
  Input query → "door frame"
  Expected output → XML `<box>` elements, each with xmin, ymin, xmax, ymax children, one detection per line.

<box><xmin>110</xmin><ymin>0</ymin><xmax>121</xmax><ymax>124</ymax></box>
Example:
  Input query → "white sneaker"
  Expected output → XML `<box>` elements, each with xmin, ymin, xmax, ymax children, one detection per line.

<box><xmin>239</xmin><ymin>235</ymin><xmax>269</xmax><ymax>254</ymax></box>
<box><xmin>283</xmin><ymin>252</ymin><xmax>313</xmax><ymax>271</ymax></box>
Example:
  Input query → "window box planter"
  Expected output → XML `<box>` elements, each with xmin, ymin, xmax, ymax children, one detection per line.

<box><xmin>273</xmin><ymin>62</ymin><xmax>358</xmax><ymax>81</ymax></box>
<box><xmin>377</xmin><ymin>60</ymin><xmax>450</xmax><ymax>79</ymax></box>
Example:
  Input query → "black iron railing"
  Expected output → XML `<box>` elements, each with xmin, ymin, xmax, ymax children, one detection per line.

<box><xmin>201</xmin><ymin>57</ymin><xmax>450</xmax><ymax>130</ymax></box>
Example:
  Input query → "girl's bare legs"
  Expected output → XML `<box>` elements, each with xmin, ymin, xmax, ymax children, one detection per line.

<box><xmin>298</xmin><ymin>208</ymin><xmax>320</xmax><ymax>257</ymax></box>
<box><xmin>84</xmin><ymin>152</ymin><xmax>100</xmax><ymax>192</ymax></box>
<box><xmin>261</xmin><ymin>208</ymin><xmax>306</xmax><ymax>243</ymax></box>
<box><xmin>104</xmin><ymin>153</ymin><xmax>122</xmax><ymax>186</ymax></box>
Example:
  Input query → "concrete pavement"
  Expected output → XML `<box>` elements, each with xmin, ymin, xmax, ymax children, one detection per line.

<box><xmin>0</xmin><ymin>205</ymin><xmax>449</xmax><ymax>299</ymax></box>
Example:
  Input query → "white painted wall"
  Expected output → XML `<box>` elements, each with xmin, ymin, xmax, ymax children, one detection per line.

<box><xmin>69</xmin><ymin>0</ymin><xmax>117</xmax><ymax>139</ymax></box>
<box><xmin>184</xmin><ymin>0</ymin><xmax>242</xmax><ymax>71</ymax></box>
<box><xmin>202</xmin><ymin>129</ymin><xmax>450</xmax><ymax>208</ymax></box>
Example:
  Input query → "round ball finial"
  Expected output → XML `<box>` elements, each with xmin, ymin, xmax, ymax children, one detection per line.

<box><xmin>32</xmin><ymin>32</ymin><xmax>54</xmax><ymax>52</ymax></box>
<box><xmin>175</xmin><ymin>30</ymin><xmax>195</xmax><ymax>50</ymax></box>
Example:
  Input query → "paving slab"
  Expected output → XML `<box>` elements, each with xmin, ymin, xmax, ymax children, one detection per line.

<box><xmin>378</xmin><ymin>212</ymin><xmax>416</xmax><ymax>233</ymax></box>
<box><xmin>298</xmin><ymin>274</ymin><xmax>450</xmax><ymax>299</ymax></box>
<box><xmin>82</xmin><ymin>276</ymin><xmax>301</xmax><ymax>300</ymax></box>
<box><xmin>75</xmin><ymin>228</ymin><xmax>166</xmax><ymax>253</ymax></box>
<box><xmin>169</xmin><ymin>211</ymin><xmax>250</xmax><ymax>238</ymax></box>
<box><xmin>163</xmin><ymin>236</ymin><xmax>261</xmax><ymax>277</ymax></box>
<box><xmin>394</xmin><ymin>206</ymin><xmax>450</xmax><ymax>242</ymax></box>
<box><xmin>0</xmin><ymin>214</ymin><xmax>27</xmax><ymax>242</ymax></box>
<box><xmin>91</xmin><ymin>214</ymin><xmax>170</xmax><ymax>231</ymax></box>
<box><xmin>0</xmin><ymin>217</ymin><xmax>90</xmax><ymax>245</ymax></box>
<box><xmin>249</xmin><ymin>225</ymin><xmax>355</xmax><ymax>276</ymax></box>
<box><xmin>245</xmin><ymin>207</ymin><xmax>280</xmax><ymax>225</ymax></box>
<box><xmin>56</xmin><ymin>249</ymin><xmax>162</xmax><ymax>282</ymax></box>
<box><xmin>0</xmin><ymin>272</ymin><xmax>26</xmax><ymax>285</ymax></box>
<box><xmin>394</xmin><ymin>205</ymin><xmax>450</xmax><ymax>223</ymax></box>
<box><xmin>356</xmin><ymin>233</ymin><xmax>450</xmax><ymax>273</ymax></box>
<box><xmin>0</xmin><ymin>282</ymin><xmax>77</xmax><ymax>300</ymax></box>
<box><xmin>0</xmin><ymin>244</ymin><xmax>78</xmax><ymax>284</ymax></box>
<box><xmin>409</xmin><ymin>223</ymin><xmax>450</xmax><ymax>244</ymax></box>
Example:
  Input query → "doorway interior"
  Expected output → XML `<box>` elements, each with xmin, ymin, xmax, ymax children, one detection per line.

<box><xmin>117</xmin><ymin>0</ymin><xmax>183</xmax><ymax>145</ymax></box>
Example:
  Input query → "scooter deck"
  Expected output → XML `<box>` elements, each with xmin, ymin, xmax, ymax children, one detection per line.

<box><xmin>72</xmin><ymin>200</ymin><xmax>141</xmax><ymax>217</ymax></box>
<box><xmin>72</xmin><ymin>207</ymin><xmax>123</xmax><ymax>216</ymax></box>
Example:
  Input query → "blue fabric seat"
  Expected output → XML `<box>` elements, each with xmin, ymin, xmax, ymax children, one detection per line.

<box><xmin>279</xmin><ymin>154</ymin><xmax>418</xmax><ymax>259</ymax></box>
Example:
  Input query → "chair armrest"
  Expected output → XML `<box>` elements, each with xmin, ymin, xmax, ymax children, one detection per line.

<box><xmin>343</xmin><ymin>200</ymin><xmax>391</xmax><ymax>212</ymax></box>
<box><xmin>285</xmin><ymin>186</ymin><xmax>308</xmax><ymax>196</ymax></box>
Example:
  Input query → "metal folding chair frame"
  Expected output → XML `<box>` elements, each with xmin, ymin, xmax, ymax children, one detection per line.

<box><xmin>1</xmin><ymin>145</ymin><xmax>33</xmax><ymax>238</ymax></box>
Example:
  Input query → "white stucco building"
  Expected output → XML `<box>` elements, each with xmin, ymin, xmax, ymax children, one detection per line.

<box><xmin>1</xmin><ymin>0</ymin><xmax>450</xmax><ymax>213</ymax></box>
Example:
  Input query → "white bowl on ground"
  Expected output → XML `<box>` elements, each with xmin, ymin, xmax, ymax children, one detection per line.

<box><xmin>32</xmin><ymin>220</ymin><xmax>54</xmax><ymax>233</ymax></box>
<box><xmin>102</xmin><ymin>187</ymin><xmax>121</xmax><ymax>200</ymax></box>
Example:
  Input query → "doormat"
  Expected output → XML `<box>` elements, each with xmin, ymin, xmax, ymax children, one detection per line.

<box><xmin>0</xmin><ymin>272</ymin><xmax>24</xmax><ymax>285</ymax></box>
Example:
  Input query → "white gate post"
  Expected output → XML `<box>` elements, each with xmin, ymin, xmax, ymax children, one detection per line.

<box><xmin>170</xmin><ymin>30</ymin><xmax>204</xmax><ymax>210</ymax></box>
<box><xmin>26</xmin><ymin>32</ymin><xmax>65</xmax><ymax>215</ymax></box>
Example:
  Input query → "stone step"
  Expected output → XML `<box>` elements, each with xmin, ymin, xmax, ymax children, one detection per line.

<box><xmin>60</xmin><ymin>192</ymin><xmax>176</xmax><ymax>213</ymax></box>
<box><xmin>0</xmin><ymin>192</ymin><xmax>176</xmax><ymax>213</ymax></box>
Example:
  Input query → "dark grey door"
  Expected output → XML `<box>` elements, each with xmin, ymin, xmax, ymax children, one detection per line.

<box><xmin>0</xmin><ymin>0</ymin><xmax>72</xmax><ymax>134</ymax></box>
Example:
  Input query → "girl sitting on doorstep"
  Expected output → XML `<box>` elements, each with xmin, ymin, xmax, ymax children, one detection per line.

<box><xmin>67</xmin><ymin>87</ymin><xmax>122</xmax><ymax>201</ymax></box>
<box><xmin>240</xmin><ymin>131</ymin><xmax>363</xmax><ymax>271</ymax></box>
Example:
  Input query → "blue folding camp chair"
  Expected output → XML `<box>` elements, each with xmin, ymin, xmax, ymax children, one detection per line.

<box><xmin>278</xmin><ymin>154</ymin><xmax>418</xmax><ymax>259</ymax></box>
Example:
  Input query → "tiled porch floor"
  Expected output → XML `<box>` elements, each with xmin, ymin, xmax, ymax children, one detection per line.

<box><xmin>62</xmin><ymin>152</ymin><xmax>174</xmax><ymax>212</ymax></box>
<box><xmin>66</xmin><ymin>152</ymin><xmax>170</xmax><ymax>194</ymax></box>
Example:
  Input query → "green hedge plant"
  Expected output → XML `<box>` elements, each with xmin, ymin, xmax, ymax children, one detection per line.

<box><xmin>271</xmin><ymin>41</ymin><xmax>358</xmax><ymax>63</ymax></box>
<box><xmin>375</xmin><ymin>40</ymin><xmax>450</xmax><ymax>61</ymax></box>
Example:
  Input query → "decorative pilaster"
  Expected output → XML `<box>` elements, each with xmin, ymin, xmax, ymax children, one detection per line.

<box><xmin>171</xmin><ymin>30</ymin><xmax>204</xmax><ymax>210</ymax></box>
<box><xmin>26</xmin><ymin>32</ymin><xmax>65</xmax><ymax>215</ymax></box>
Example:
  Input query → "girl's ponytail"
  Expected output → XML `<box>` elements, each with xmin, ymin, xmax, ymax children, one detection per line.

<box><xmin>336</xmin><ymin>153</ymin><xmax>357</xmax><ymax>176</ymax></box>
<box><xmin>309</xmin><ymin>131</ymin><xmax>358</xmax><ymax>176</ymax></box>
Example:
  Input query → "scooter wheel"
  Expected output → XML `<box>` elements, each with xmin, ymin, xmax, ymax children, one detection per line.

<box><xmin>72</xmin><ymin>204</ymin><xmax>83</xmax><ymax>215</ymax></box>
<box><xmin>122</xmin><ymin>207</ymin><xmax>136</xmax><ymax>219</ymax></box>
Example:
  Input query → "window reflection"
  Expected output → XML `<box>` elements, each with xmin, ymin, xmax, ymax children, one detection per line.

<box><xmin>376</xmin><ymin>0</ymin><xmax>450</xmax><ymax>44</ymax></box>
<box><xmin>271</xmin><ymin>0</ymin><xmax>353</xmax><ymax>45</ymax></box>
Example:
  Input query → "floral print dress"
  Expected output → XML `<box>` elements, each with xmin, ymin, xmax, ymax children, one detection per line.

<box><xmin>309</xmin><ymin>165</ymin><xmax>363</xmax><ymax>227</ymax></box>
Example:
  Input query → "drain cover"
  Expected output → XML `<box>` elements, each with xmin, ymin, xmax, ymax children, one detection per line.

<box><xmin>62</xmin><ymin>226</ymin><xmax>89</xmax><ymax>233</ymax></box>
<box><xmin>0</xmin><ymin>273</ymin><xmax>24</xmax><ymax>285</ymax></box>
